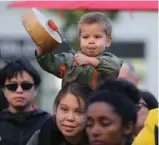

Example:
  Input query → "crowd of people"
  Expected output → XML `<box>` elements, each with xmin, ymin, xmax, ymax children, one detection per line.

<box><xmin>0</xmin><ymin>12</ymin><xmax>158</xmax><ymax>145</ymax></box>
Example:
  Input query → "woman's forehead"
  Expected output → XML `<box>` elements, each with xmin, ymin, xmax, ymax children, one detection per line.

<box><xmin>87</xmin><ymin>102</ymin><xmax>114</xmax><ymax>115</ymax></box>
<box><xmin>87</xmin><ymin>102</ymin><xmax>122</xmax><ymax>122</ymax></box>
<box><xmin>59</xmin><ymin>93</ymin><xmax>85</xmax><ymax>109</ymax></box>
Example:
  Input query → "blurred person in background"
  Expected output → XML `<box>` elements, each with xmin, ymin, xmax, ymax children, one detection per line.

<box><xmin>133</xmin><ymin>108</ymin><xmax>158</xmax><ymax>145</ymax></box>
<box><xmin>27</xmin><ymin>82</ymin><xmax>92</xmax><ymax>145</ymax></box>
<box><xmin>118</xmin><ymin>62</ymin><xmax>139</xmax><ymax>86</ymax></box>
<box><xmin>0</xmin><ymin>59</ymin><xmax>51</xmax><ymax>145</ymax></box>
<box><xmin>135</xmin><ymin>90</ymin><xmax>158</xmax><ymax>136</ymax></box>
<box><xmin>118</xmin><ymin>62</ymin><xmax>158</xmax><ymax>139</ymax></box>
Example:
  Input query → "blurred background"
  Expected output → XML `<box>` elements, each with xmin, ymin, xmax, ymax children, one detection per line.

<box><xmin>0</xmin><ymin>1</ymin><xmax>158</xmax><ymax>113</ymax></box>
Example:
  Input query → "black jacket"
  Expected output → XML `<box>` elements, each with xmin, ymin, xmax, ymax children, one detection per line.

<box><xmin>0</xmin><ymin>108</ymin><xmax>51</xmax><ymax>145</ymax></box>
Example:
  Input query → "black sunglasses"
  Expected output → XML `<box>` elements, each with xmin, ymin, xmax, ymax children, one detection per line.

<box><xmin>4</xmin><ymin>82</ymin><xmax>34</xmax><ymax>92</ymax></box>
<box><xmin>136</xmin><ymin>102</ymin><xmax>148</xmax><ymax>111</ymax></box>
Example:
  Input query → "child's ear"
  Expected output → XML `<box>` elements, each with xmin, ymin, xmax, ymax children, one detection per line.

<box><xmin>106</xmin><ymin>36</ymin><xmax>112</xmax><ymax>47</ymax></box>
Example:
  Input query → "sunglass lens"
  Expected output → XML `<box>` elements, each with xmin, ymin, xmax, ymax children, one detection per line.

<box><xmin>136</xmin><ymin>104</ymin><xmax>141</xmax><ymax>111</ymax></box>
<box><xmin>6</xmin><ymin>84</ymin><xmax>18</xmax><ymax>91</ymax></box>
<box><xmin>21</xmin><ymin>83</ymin><xmax>33</xmax><ymax>90</ymax></box>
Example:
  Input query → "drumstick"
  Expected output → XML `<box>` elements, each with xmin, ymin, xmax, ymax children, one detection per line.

<box><xmin>48</xmin><ymin>20</ymin><xmax>75</xmax><ymax>55</ymax></box>
<box><xmin>48</xmin><ymin>20</ymin><xmax>58</xmax><ymax>32</ymax></box>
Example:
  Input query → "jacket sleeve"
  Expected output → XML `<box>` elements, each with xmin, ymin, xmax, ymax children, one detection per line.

<box><xmin>36</xmin><ymin>51</ymin><xmax>74</xmax><ymax>78</ymax></box>
<box><xmin>26</xmin><ymin>130</ymin><xmax>40</xmax><ymax>145</ymax></box>
<box><xmin>96</xmin><ymin>52</ymin><xmax>122</xmax><ymax>77</ymax></box>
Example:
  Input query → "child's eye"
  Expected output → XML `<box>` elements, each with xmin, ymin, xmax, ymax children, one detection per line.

<box><xmin>82</xmin><ymin>36</ymin><xmax>89</xmax><ymax>39</ymax></box>
<box><xmin>95</xmin><ymin>35</ymin><xmax>102</xmax><ymax>38</ymax></box>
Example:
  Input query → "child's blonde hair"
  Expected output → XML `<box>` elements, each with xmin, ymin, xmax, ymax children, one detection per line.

<box><xmin>78</xmin><ymin>12</ymin><xmax>112</xmax><ymax>37</ymax></box>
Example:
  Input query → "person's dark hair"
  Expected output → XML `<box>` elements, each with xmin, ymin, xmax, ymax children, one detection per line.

<box><xmin>78</xmin><ymin>12</ymin><xmax>112</xmax><ymax>37</ymax></box>
<box><xmin>140</xmin><ymin>90</ymin><xmax>158</xmax><ymax>110</ymax></box>
<box><xmin>88</xmin><ymin>90</ymin><xmax>137</xmax><ymax>126</ymax></box>
<box><xmin>54</xmin><ymin>82</ymin><xmax>93</xmax><ymax>110</ymax></box>
<box><xmin>97</xmin><ymin>79</ymin><xmax>140</xmax><ymax>104</ymax></box>
<box><xmin>0</xmin><ymin>89</ymin><xmax>8</xmax><ymax>111</ymax></box>
<box><xmin>0</xmin><ymin>58</ymin><xmax>41</xmax><ymax>87</ymax></box>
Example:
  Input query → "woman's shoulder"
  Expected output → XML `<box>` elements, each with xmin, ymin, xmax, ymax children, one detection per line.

<box><xmin>26</xmin><ymin>130</ymin><xmax>40</xmax><ymax>145</ymax></box>
<box><xmin>38</xmin><ymin>116</ymin><xmax>64</xmax><ymax>145</ymax></box>
<box><xmin>27</xmin><ymin>116</ymin><xmax>66</xmax><ymax>145</ymax></box>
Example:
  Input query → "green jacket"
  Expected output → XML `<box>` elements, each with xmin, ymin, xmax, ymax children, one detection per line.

<box><xmin>36</xmin><ymin>51</ymin><xmax>122</xmax><ymax>90</ymax></box>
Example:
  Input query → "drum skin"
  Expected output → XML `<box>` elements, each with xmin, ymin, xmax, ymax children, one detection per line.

<box><xmin>21</xmin><ymin>9</ymin><xmax>62</xmax><ymax>53</ymax></box>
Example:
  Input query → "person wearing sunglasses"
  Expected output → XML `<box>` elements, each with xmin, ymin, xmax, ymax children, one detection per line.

<box><xmin>135</xmin><ymin>90</ymin><xmax>158</xmax><ymax>136</ymax></box>
<box><xmin>0</xmin><ymin>59</ymin><xmax>51</xmax><ymax>145</ymax></box>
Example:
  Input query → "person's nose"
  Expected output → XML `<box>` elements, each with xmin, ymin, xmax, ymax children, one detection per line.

<box><xmin>15</xmin><ymin>84</ymin><xmax>23</xmax><ymax>93</ymax></box>
<box><xmin>88</xmin><ymin>37</ymin><xmax>95</xmax><ymax>44</ymax></box>
<box><xmin>66</xmin><ymin>111</ymin><xmax>75</xmax><ymax>122</ymax></box>
<box><xmin>90</xmin><ymin>124</ymin><xmax>101</xmax><ymax>138</ymax></box>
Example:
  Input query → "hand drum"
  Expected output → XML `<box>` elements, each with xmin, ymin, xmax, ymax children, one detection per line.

<box><xmin>21</xmin><ymin>8</ymin><xmax>62</xmax><ymax>53</ymax></box>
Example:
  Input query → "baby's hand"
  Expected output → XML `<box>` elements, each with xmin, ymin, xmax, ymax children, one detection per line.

<box><xmin>74</xmin><ymin>54</ymin><xmax>100</xmax><ymax>67</ymax></box>
<box><xmin>74</xmin><ymin>54</ymin><xmax>90</xmax><ymax>66</ymax></box>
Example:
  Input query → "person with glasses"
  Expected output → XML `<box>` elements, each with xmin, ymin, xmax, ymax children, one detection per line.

<box><xmin>0</xmin><ymin>59</ymin><xmax>51</xmax><ymax>145</ymax></box>
<box><xmin>135</xmin><ymin>90</ymin><xmax>158</xmax><ymax>136</ymax></box>
<box><xmin>133</xmin><ymin>108</ymin><xmax>158</xmax><ymax>145</ymax></box>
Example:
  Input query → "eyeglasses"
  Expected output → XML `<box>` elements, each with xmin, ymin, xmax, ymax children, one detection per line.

<box><xmin>4</xmin><ymin>82</ymin><xmax>34</xmax><ymax>92</ymax></box>
<box><xmin>136</xmin><ymin>102</ymin><xmax>148</xmax><ymax>111</ymax></box>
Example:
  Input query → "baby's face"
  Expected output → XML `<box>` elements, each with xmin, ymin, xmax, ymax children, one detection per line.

<box><xmin>80</xmin><ymin>22</ymin><xmax>111</xmax><ymax>57</ymax></box>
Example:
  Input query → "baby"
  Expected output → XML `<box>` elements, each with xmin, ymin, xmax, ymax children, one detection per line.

<box><xmin>35</xmin><ymin>12</ymin><xmax>122</xmax><ymax>90</ymax></box>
